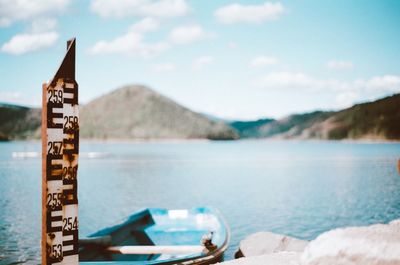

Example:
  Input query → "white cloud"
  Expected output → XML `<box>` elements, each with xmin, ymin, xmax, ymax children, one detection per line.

<box><xmin>1</xmin><ymin>17</ymin><xmax>60</xmax><ymax>55</ymax></box>
<box><xmin>250</xmin><ymin>56</ymin><xmax>278</xmax><ymax>67</ymax></box>
<box><xmin>89</xmin><ymin>19</ymin><xmax>214</xmax><ymax>56</ymax></box>
<box><xmin>88</xmin><ymin>18</ymin><xmax>169</xmax><ymax>56</ymax></box>
<box><xmin>335</xmin><ymin>91</ymin><xmax>359</xmax><ymax>108</ymax></box>
<box><xmin>258</xmin><ymin>71</ymin><xmax>400</xmax><ymax>91</ymax></box>
<box><xmin>193</xmin><ymin>56</ymin><xmax>214</xmax><ymax>70</ymax></box>
<box><xmin>169</xmin><ymin>25</ymin><xmax>210</xmax><ymax>44</ymax></box>
<box><xmin>215</xmin><ymin>1</ymin><xmax>285</xmax><ymax>24</ymax></box>
<box><xmin>257</xmin><ymin>71</ymin><xmax>317</xmax><ymax>88</ymax></box>
<box><xmin>365</xmin><ymin>75</ymin><xmax>400</xmax><ymax>91</ymax></box>
<box><xmin>151</xmin><ymin>62</ymin><xmax>175</xmax><ymax>72</ymax></box>
<box><xmin>0</xmin><ymin>0</ymin><xmax>70</xmax><ymax>27</ymax></box>
<box><xmin>129</xmin><ymin>17</ymin><xmax>159</xmax><ymax>33</ymax></box>
<box><xmin>257</xmin><ymin>71</ymin><xmax>400</xmax><ymax>107</ymax></box>
<box><xmin>30</xmin><ymin>18</ymin><xmax>58</xmax><ymax>33</ymax></box>
<box><xmin>89</xmin><ymin>32</ymin><xmax>168</xmax><ymax>57</ymax></box>
<box><xmin>90</xmin><ymin>0</ymin><xmax>190</xmax><ymax>19</ymax></box>
<box><xmin>0</xmin><ymin>1</ymin><xmax>66</xmax><ymax>54</ymax></box>
<box><xmin>326</xmin><ymin>60</ymin><xmax>354</xmax><ymax>70</ymax></box>
<box><xmin>1</xmin><ymin>31</ymin><xmax>58</xmax><ymax>55</ymax></box>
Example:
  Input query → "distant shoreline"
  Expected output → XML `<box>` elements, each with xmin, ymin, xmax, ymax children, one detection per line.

<box><xmin>1</xmin><ymin>89</ymin><xmax>399</xmax><ymax>142</ymax></box>
<box><xmin>2</xmin><ymin>138</ymin><xmax>400</xmax><ymax>144</ymax></box>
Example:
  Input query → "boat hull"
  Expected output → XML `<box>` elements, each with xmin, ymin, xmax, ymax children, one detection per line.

<box><xmin>79</xmin><ymin>207</ymin><xmax>229</xmax><ymax>264</ymax></box>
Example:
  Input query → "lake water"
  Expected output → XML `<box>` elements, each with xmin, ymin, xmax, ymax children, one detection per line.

<box><xmin>1</xmin><ymin>140</ymin><xmax>400</xmax><ymax>264</ymax></box>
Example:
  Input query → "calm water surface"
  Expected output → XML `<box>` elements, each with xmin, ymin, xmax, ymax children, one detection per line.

<box><xmin>1</xmin><ymin>140</ymin><xmax>400</xmax><ymax>264</ymax></box>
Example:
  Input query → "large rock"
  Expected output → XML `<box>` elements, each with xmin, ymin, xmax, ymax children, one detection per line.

<box><xmin>389</xmin><ymin>219</ymin><xmax>400</xmax><ymax>227</ymax></box>
<box><xmin>221</xmin><ymin>252</ymin><xmax>301</xmax><ymax>265</ymax></box>
<box><xmin>301</xmin><ymin>220</ymin><xmax>400</xmax><ymax>265</ymax></box>
<box><xmin>236</xmin><ymin>231</ymin><xmax>308</xmax><ymax>258</ymax></box>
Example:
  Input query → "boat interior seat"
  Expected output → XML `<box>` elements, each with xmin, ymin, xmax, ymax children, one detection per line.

<box><xmin>79</xmin><ymin>229</ymin><xmax>160</xmax><ymax>261</ymax></box>
<box><xmin>145</xmin><ymin>229</ymin><xmax>208</xmax><ymax>248</ymax></box>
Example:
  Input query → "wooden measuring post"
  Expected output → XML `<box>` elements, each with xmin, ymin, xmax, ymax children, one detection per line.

<box><xmin>42</xmin><ymin>38</ymin><xmax>79</xmax><ymax>265</ymax></box>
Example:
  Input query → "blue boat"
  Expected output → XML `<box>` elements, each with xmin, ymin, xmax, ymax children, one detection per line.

<box><xmin>79</xmin><ymin>207</ymin><xmax>230</xmax><ymax>264</ymax></box>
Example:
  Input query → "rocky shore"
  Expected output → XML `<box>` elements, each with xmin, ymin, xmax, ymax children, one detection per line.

<box><xmin>222</xmin><ymin>219</ymin><xmax>400</xmax><ymax>265</ymax></box>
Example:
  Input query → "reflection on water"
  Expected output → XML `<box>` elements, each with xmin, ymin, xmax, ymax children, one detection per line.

<box><xmin>1</xmin><ymin>140</ymin><xmax>400</xmax><ymax>264</ymax></box>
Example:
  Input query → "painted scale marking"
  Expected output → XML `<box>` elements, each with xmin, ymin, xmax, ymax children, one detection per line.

<box><xmin>45</xmin><ymin>78</ymin><xmax>79</xmax><ymax>264</ymax></box>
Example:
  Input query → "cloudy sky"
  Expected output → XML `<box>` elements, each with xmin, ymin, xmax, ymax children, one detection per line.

<box><xmin>0</xmin><ymin>0</ymin><xmax>399</xmax><ymax>120</ymax></box>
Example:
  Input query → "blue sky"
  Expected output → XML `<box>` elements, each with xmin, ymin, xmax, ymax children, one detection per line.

<box><xmin>1</xmin><ymin>0</ymin><xmax>400</xmax><ymax>120</ymax></box>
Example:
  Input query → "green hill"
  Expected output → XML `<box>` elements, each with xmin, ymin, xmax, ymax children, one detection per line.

<box><xmin>0</xmin><ymin>103</ymin><xmax>41</xmax><ymax>140</ymax></box>
<box><xmin>322</xmin><ymin>94</ymin><xmax>400</xmax><ymax>140</ymax></box>
<box><xmin>229</xmin><ymin>118</ymin><xmax>275</xmax><ymax>138</ymax></box>
<box><xmin>1</xmin><ymin>90</ymin><xmax>398</xmax><ymax>141</ymax></box>
<box><xmin>234</xmin><ymin>94</ymin><xmax>400</xmax><ymax>140</ymax></box>
<box><xmin>79</xmin><ymin>85</ymin><xmax>238</xmax><ymax>140</ymax></box>
<box><xmin>0</xmin><ymin>85</ymin><xmax>238</xmax><ymax>140</ymax></box>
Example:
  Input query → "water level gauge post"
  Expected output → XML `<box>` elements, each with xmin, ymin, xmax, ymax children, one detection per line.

<box><xmin>42</xmin><ymin>38</ymin><xmax>79</xmax><ymax>265</ymax></box>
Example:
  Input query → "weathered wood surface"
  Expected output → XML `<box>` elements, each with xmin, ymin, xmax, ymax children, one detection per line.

<box><xmin>42</xmin><ymin>38</ymin><xmax>79</xmax><ymax>265</ymax></box>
